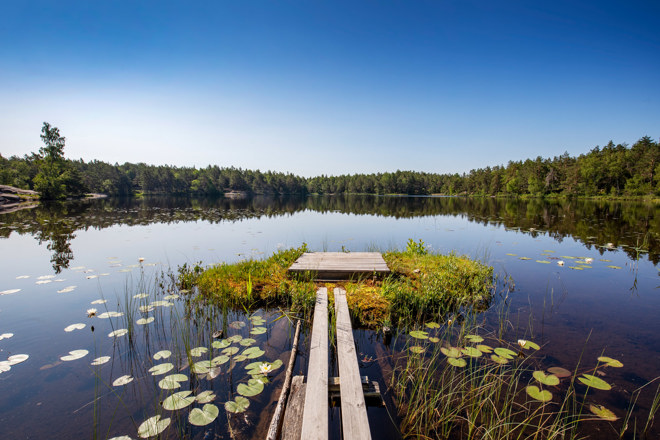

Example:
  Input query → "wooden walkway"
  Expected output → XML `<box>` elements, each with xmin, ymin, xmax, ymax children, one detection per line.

<box><xmin>288</xmin><ymin>252</ymin><xmax>390</xmax><ymax>280</ymax></box>
<box><xmin>279</xmin><ymin>287</ymin><xmax>374</xmax><ymax>440</ymax></box>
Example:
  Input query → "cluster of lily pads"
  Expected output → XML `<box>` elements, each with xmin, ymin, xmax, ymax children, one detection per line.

<box><xmin>408</xmin><ymin>323</ymin><xmax>625</xmax><ymax>422</ymax></box>
<box><xmin>505</xmin><ymin>250</ymin><xmax>622</xmax><ymax>270</ymax></box>
<box><xmin>0</xmin><ymin>333</ymin><xmax>29</xmax><ymax>374</ymax></box>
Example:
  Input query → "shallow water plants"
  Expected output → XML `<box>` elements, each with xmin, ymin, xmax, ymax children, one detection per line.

<box><xmin>188</xmin><ymin>403</ymin><xmax>219</xmax><ymax>426</ymax></box>
<box><xmin>224</xmin><ymin>396</ymin><xmax>250</xmax><ymax>413</ymax></box>
<box><xmin>137</xmin><ymin>415</ymin><xmax>170</xmax><ymax>438</ymax></box>
<box><xmin>579</xmin><ymin>374</ymin><xmax>611</xmax><ymax>390</ymax></box>
<box><xmin>60</xmin><ymin>349</ymin><xmax>88</xmax><ymax>361</ymax></box>
<box><xmin>162</xmin><ymin>390</ymin><xmax>195</xmax><ymax>410</ymax></box>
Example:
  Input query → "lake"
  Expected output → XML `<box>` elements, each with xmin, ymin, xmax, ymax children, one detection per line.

<box><xmin>1</xmin><ymin>195</ymin><xmax>659</xmax><ymax>439</ymax></box>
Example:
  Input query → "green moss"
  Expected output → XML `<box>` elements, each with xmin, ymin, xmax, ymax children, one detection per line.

<box><xmin>181</xmin><ymin>245</ymin><xmax>493</xmax><ymax>328</ymax></box>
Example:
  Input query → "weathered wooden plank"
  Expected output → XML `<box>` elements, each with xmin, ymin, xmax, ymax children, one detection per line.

<box><xmin>334</xmin><ymin>287</ymin><xmax>372</xmax><ymax>440</ymax></box>
<box><xmin>281</xmin><ymin>375</ymin><xmax>305</xmax><ymax>440</ymax></box>
<box><xmin>300</xmin><ymin>288</ymin><xmax>329</xmax><ymax>440</ymax></box>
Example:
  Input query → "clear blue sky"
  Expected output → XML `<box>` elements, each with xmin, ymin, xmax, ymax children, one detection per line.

<box><xmin>1</xmin><ymin>0</ymin><xmax>658</xmax><ymax>176</ymax></box>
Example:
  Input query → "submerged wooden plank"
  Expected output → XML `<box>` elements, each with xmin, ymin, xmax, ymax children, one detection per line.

<box><xmin>300</xmin><ymin>288</ymin><xmax>329</xmax><ymax>440</ymax></box>
<box><xmin>334</xmin><ymin>287</ymin><xmax>372</xmax><ymax>440</ymax></box>
<box><xmin>281</xmin><ymin>375</ymin><xmax>305</xmax><ymax>440</ymax></box>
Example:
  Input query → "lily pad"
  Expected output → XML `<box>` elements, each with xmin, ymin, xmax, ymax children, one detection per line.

<box><xmin>151</xmin><ymin>300</ymin><xmax>173</xmax><ymax>307</ymax></box>
<box><xmin>139</xmin><ymin>305</ymin><xmax>154</xmax><ymax>313</ymax></box>
<box><xmin>91</xmin><ymin>356</ymin><xmax>111</xmax><ymax>366</ymax></box>
<box><xmin>409</xmin><ymin>330</ymin><xmax>429</xmax><ymax>340</ymax></box>
<box><xmin>212</xmin><ymin>339</ymin><xmax>231</xmax><ymax>349</ymax></box>
<box><xmin>526</xmin><ymin>385</ymin><xmax>552</xmax><ymax>402</ymax></box>
<box><xmin>137</xmin><ymin>415</ymin><xmax>170</xmax><ymax>438</ymax></box>
<box><xmin>162</xmin><ymin>390</ymin><xmax>195</xmax><ymax>410</ymax></box>
<box><xmin>222</xmin><ymin>347</ymin><xmax>240</xmax><ymax>356</ymax></box>
<box><xmin>429</xmin><ymin>337</ymin><xmax>440</xmax><ymax>343</ymax></box>
<box><xmin>154</xmin><ymin>350</ymin><xmax>172</xmax><ymax>360</ymax></box>
<box><xmin>447</xmin><ymin>357</ymin><xmax>467</xmax><ymax>367</ymax></box>
<box><xmin>578</xmin><ymin>374</ymin><xmax>611</xmax><ymax>390</ymax></box>
<box><xmin>547</xmin><ymin>367</ymin><xmax>572</xmax><ymax>378</ymax></box>
<box><xmin>533</xmin><ymin>371</ymin><xmax>559</xmax><ymax>386</ymax></box>
<box><xmin>598</xmin><ymin>356</ymin><xmax>623</xmax><ymax>368</ymax></box>
<box><xmin>0</xmin><ymin>333</ymin><xmax>14</xmax><ymax>340</ymax></box>
<box><xmin>158</xmin><ymin>374</ymin><xmax>188</xmax><ymax>390</ymax></box>
<box><xmin>494</xmin><ymin>347</ymin><xmax>517</xmax><ymax>359</ymax></box>
<box><xmin>189</xmin><ymin>403</ymin><xmax>219</xmax><ymax>426</ymax></box>
<box><xmin>477</xmin><ymin>344</ymin><xmax>493</xmax><ymax>353</ymax></box>
<box><xmin>250</xmin><ymin>327</ymin><xmax>267</xmax><ymax>335</ymax></box>
<box><xmin>61</xmin><ymin>349</ymin><xmax>89</xmax><ymax>361</ymax></box>
<box><xmin>98</xmin><ymin>311</ymin><xmax>123</xmax><ymax>319</ymax></box>
<box><xmin>190</xmin><ymin>347</ymin><xmax>208</xmax><ymax>357</ymax></box>
<box><xmin>234</xmin><ymin>355</ymin><xmax>248</xmax><ymax>362</ymax></box>
<box><xmin>229</xmin><ymin>321</ymin><xmax>246</xmax><ymax>329</ymax></box>
<box><xmin>440</xmin><ymin>347</ymin><xmax>462</xmax><ymax>358</ymax></box>
<box><xmin>409</xmin><ymin>346</ymin><xmax>425</xmax><ymax>354</ymax></box>
<box><xmin>108</xmin><ymin>329</ymin><xmax>129</xmax><ymax>338</ymax></box>
<box><xmin>461</xmin><ymin>347</ymin><xmax>482</xmax><ymax>357</ymax></box>
<box><xmin>0</xmin><ymin>289</ymin><xmax>21</xmax><ymax>295</ymax></box>
<box><xmin>163</xmin><ymin>294</ymin><xmax>179</xmax><ymax>300</ymax></box>
<box><xmin>191</xmin><ymin>361</ymin><xmax>212</xmax><ymax>374</ymax></box>
<box><xmin>490</xmin><ymin>354</ymin><xmax>509</xmax><ymax>365</ymax></box>
<box><xmin>225</xmin><ymin>396</ymin><xmax>250</xmax><ymax>413</ymax></box>
<box><xmin>7</xmin><ymin>354</ymin><xmax>29</xmax><ymax>365</ymax></box>
<box><xmin>137</xmin><ymin>317</ymin><xmax>154</xmax><ymax>325</ymax></box>
<box><xmin>149</xmin><ymin>363</ymin><xmax>174</xmax><ymax>376</ymax></box>
<box><xmin>237</xmin><ymin>378</ymin><xmax>265</xmax><ymax>397</ymax></box>
<box><xmin>211</xmin><ymin>355</ymin><xmax>230</xmax><ymax>366</ymax></box>
<box><xmin>113</xmin><ymin>375</ymin><xmax>134</xmax><ymax>386</ymax></box>
<box><xmin>239</xmin><ymin>338</ymin><xmax>257</xmax><ymax>346</ymax></box>
<box><xmin>195</xmin><ymin>390</ymin><xmax>216</xmax><ymax>403</ymax></box>
<box><xmin>589</xmin><ymin>404</ymin><xmax>618</xmax><ymax>421</ymax></box>
<box><xmin>226</xmin><ymin>335</ymin><xmax>243</xmax><ymax>343</ymax></box>
<box><xmin>425</xmin><ymin>322</ymin><xmax>440</xmax><ymax>329</ymax></box>
<box><xmin>465</xmin><ymin>334</ymin><xmax>484</xmax><ymax>343</ymax></box>
<box><xmin>607</xmin><ymin>265</ymin><xmax>622</xmax><ymax>269</ymax></box>
<box><xmin>64</xmin><ymin>323</ymin><xmax>86</xmax><ymax>332</ymax></box>
<box><xmin>133</xmin><ymin>293</ymin><xmax>149</xmax><ymax>299</ymax></box>
<box><xmin>242</xmin><ymin>346</ymin><xmax>265</xmax><ymax>359</ymax></box>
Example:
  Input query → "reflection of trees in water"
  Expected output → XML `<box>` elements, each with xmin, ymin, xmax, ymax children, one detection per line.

<box><xmin>1</xmin><ymin>195</ymin><xmax>659</xmax><ymax>271</ymax></box>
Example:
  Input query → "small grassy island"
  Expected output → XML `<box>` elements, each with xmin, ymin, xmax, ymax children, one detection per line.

<box><xmin>178</xmin><ymin>240</ymin><xmax>494</xmax><ymax>329</ymax></box>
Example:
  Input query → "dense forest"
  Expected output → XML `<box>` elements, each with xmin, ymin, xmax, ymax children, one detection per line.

<box><xmin>1</xmin><ymin>123</ymin><xmax>658</xmax><ymax>199</ymax></box>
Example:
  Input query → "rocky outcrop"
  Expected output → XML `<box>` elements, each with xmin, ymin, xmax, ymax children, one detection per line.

<box><xmin>0</xmin><ymin>185</ymin><xmax>38</xmax><ymax>212</ymax></box>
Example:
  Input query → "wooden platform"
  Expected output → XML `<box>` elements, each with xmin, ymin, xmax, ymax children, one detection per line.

<box><xmin>288</xmin><ymin>252</ymin><xmax>390</xmax><ymax>280</ymax></box>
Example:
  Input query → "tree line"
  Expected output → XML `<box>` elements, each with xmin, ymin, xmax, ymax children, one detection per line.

<box><xmin>1</xmin><ymin>123</ymin><xmax>658</xmax><ymax>199</ymax></box>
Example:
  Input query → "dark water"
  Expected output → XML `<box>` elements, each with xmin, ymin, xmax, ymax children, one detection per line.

<box><xmin>1</xmin><ymin>195</ymin><xmax>659</xmax><ymax>439</ymax></box>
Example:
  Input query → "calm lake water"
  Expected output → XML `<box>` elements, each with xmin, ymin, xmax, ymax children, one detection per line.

<box><xmin>1</xmin><ymin>195</ymin><xmax>659</xmax><ymax>439</ymax></box>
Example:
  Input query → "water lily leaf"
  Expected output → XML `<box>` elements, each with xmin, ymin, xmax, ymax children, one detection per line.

<box><xmin>0</xmin><ymin>362</ymin><xmax>11</xmax><ymax>373</ymax></box>
<box><xmin>578</xmin><ymin>374</ymin><xmax>611</xmax><ymax>390</ymax></box>
<box><xmin>239</xmin><ymin>338</ymin><xmax>257</xmax><ymax>346</ymax></box>
<box><xmin>154</xmin><ymin>350</ymin><xmax>171</xmax><ymax>360</ymax></box>
<box><xmin>137</xmin><ymin>317</ymin><xmax>154</xmax><ymax>325</ymax></box>
<box><xmin>271</xmin><ymin>359</ymin><xmax>283</xmax><ymax>370</ymax></box>
<box><xmin>98</xmin><ymin>311</ymin><xmax>123</xmax><ymax>319</ymax></box>
<box><xmin>0</xmin><ymin>333</ymin><xmax>14</xmax><ymax>340</ymax></box>
<box><xmin>64</xmin><ymin>323</ymin><xmax>86</xmax><ymax>332</ymax></box>
<box><xmin>149</xmin><ymin>363</ymin><xmax>174</xmax><ymax>376</ymax></box>
<box><xmin>226</xmin><ymin>335</ymin><xmax>243</xmax><ymax>343</ymax></box>
<box><xmin>461</xmin><ymin>347</ymin><xmax>482</xmax><ymax>357</ymax></box>
<box><xmin>526</xmin><ymin>385</ymin><xmax>552</xmax><ymax>402</ymax></box>
<box><xmin>519</xmin><ymin>257</ymin><xmax>531</xmax><ymax>260</ymax></box>
<box><xmin>242</xmin><ymin>347</ymin><xmax>265</xmax><ymax>359</ymax></box>
<box><xmin>477</xmin><ymin>344</ymin><xmax>493</xmax><ymax>353</ymax></box>
<box><xmin>225</xmin><ymin>396</ymin><xmax>250</xmax><ymax>413</ymax></box>
<box><xmin>250</xmin><ymin>327</ymin><xmax>267</xmax><ymax>335</ymax></box>
<box><xmin>57</xmin><ymin>285</ymin><xmax>77</xmax><ymax>293</ymax></box>
<box><xmin>212</xmin><ymin>339</ymin><xmax>231</xmax><ymax>349</ymax></box>
<box><xmin>429</xmin><ymin>337</ymin><xmax>440</xmax><ymax>343</ymax></box>
<box><xmin>207</xmin><ymin>367</ymin><xmax>222</xmax><ymax>379</ymax></box>
<box><xmin>108</xmin><ymin>329</ymin><xmax>128</xmax><ymax>338</ymax></box>
<box><xmin>237</xmin><ymin>378</ymin><xmax>265</xmax><ymax>397</ymax></box>
<box><xmin>151</xmin><ymin>300</ymin><xmax>173</xmax><ymax>307</ymax></box>
<box><xmin>440</xmin><ymin>347</ymin><xmax>462</xmax><ymax>358</ymax></box>
<box><xmin>113</xmin><ymin>375</ymin><xmax>134</xmax><ymax>386</ymax></box>
<box><xmin>229</xmin><ymin>321</ymin><xmax>246</xmax><ymax>329</ymax></box>
<box><xmin>606</xmin><ymin>265</ymin><xmax>622</xmax><ymax>269</ymax></box>
<box><xmin>91</xmin><ymin>356</ymin><xmax>111</xmax><ymax>366</ymax></box>
<box><xmin>490</xmin><ymin>354</ymin><xmax>509</xmax><ymax>365</ymax></box>
<box><xmin>533</xmin><ymin>371</ymin><xmax>559</xmax><ymax>386</ymax></box>
<box><xmin>598</xmin><ymin>356</ymin><xmax>623</xmax><ymax>368</ymax></box>
<box><xmin>409</xmin><ymin>330</ymin><xmax>429</xmax><ymax>340</ymax></box>
<box><xmin>158</xmin><ymin>374</ymin><xmax>188</xmax><ymax>390</ymax></box>
<box><xmin>425</xmin><ymin>322</ymin><xmax>440</xmax><ymax>329</ymax></box>
<box><xmin>589</xmin><ymin>404</ymin><xmax>618</xmax><ymax>421</ymax></box>
<box><xmin>133</xmin><ymin>293</ymin><xmax>149</xmax><ymax>299</ymax></box>
<box><xmin>211</xmin><ymin>355</ymin><xmax>230</xmax><ymax>366</ymax></box>
<box><xmin>195</xmin><ymin>390</ymin><xmax>216</xmax><ymax>403</ymax></box>
<box><xmin>137</xmin><ymin>415</ymin><xmax>170</xmax><ymax>438</ymax></box>
<box><xmin>494</xmin><ymin>347</ymin><xmax>517</xmax><ymax>359</ymax></box>
<box><xmin>162</xmin><ymin>390</ymin><xmax>195</xmax><ymax>410</ymax></box>
<box><xmin>108</xmin><ymin>436</ymin><xmax>132</xmax><ymax>440</ymax></box>
<box><xmin>506</xmin><ymin>253</ymin><xmax>517</xmax><ymax>256</ymax></box>
<box><xmin>189</xmin><ymin>403</ymin><xmax>219</xmax><ymax>426</ymax></box>
<box><xmin>222</xmin><ymin>347</ymin><xmax>240</xmax><ymax>356</ymax></box>
<box><xmin>7</xmin><ymin>354</ymin><xmax>29</xmax><ymax>365</ymax></box>
<box><xmin>234</xmin><ymin>355</ymin><xmax>248</xmax><ymax>362</ymax></box>
<box><xmin>409</xmin><ymin>346</ymin><xmax>425</xmax><ymax>354</ymax></box>
<box><xmin>139</xmin><ymin>305</ymin><xmax>154</xmax><ymax>313</ymax></box>
<box><xmin>61</xmin><ymin>349</ymin><xmax>89</xmax><ymax>361</ymax></box>
<box><xmin>163</xmin><ymin>294</ymin><xmax>179</xmax><ymax>300</ymax></box>
<box><xmin>191</xmin><ymin>361</ymin><xmax>211</xmax><ymax>374</ymax></box>
<box><xmin>447</xmin><ymin>357</ymin><xmax>467</xmax><ymax>367</ymax></box>
<box><xmin>535</xmin><ymin>260</ymin><xmax>551</xmax><ymax>264</ymax></box>
<box><xmin>465</xmin><ymin>334</ymin><xmax>484</xmax><ymax>343</ymax></box>
<box><xmin>190</xmin><ymin>347</ymin><xmax>208</xmax><ymax>357</ymax></box>
<box><xmin>547</xmin><ymin>367</ymin><xmax>572</xmax><ymax>378</ymax></box>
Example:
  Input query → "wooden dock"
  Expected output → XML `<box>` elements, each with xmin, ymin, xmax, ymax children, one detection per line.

<box><xmin>277</xmin><ymin>287</ymin><xmax>376</xmax><ymax>440</ymax></box>
<box><xmin>288</xmin><ymin>252</ymin><xmax>390</xmax><ymax>280</ymax></box>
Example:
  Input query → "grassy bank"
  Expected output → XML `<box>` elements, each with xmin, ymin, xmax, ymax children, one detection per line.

<box><xmin>178</xmin><ymin>240</ymin><xmax>493</xmax><ymax>328</ymax></box>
